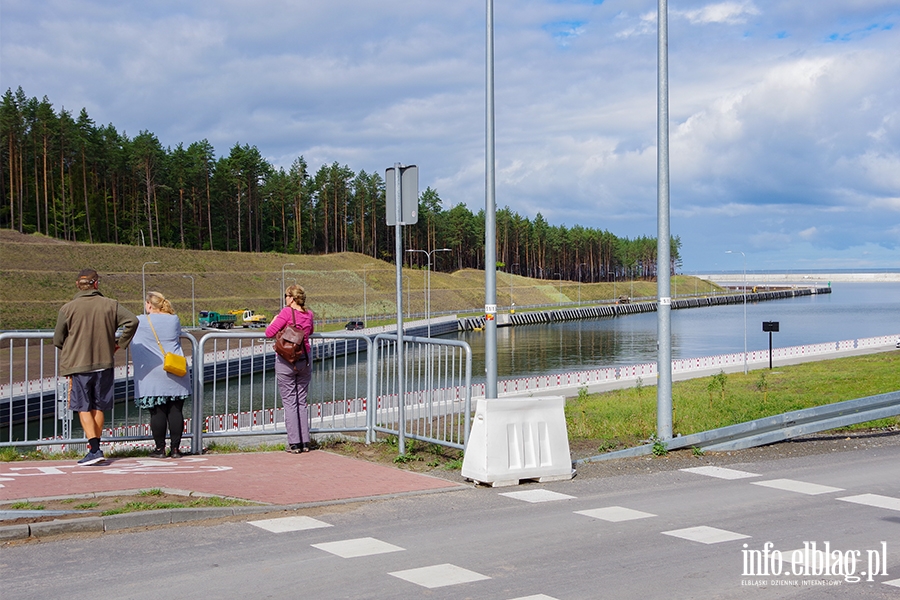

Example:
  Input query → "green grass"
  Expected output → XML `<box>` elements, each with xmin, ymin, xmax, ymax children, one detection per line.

<box><xmin>1</xmin><ymin>230</ymin><xmax>718</xmax><ymax>329</ymax></box>
<box><xmin>566</xmin><ymin>352</ymin><xmax>900</xmax><ymax>450</ymax></box>
<box><xmin>204</xmin><ymin>441</ymin><xmax>287</xmax><ymax>453</ymax></box>
<box><xmin>10</xmin><ymin>501</ymin><xmax>45</xmax><ymax>510</ymax></box>
<box><xmin>100</xmin><ymin>494</ymin><xmax>254</xmax><ymax>516</ymax></box>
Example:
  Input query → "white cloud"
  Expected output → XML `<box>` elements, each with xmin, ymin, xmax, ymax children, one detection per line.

<box><xmin>1</xmin><ymin>0</ymin><xmax>898</xmax><ymax>269</ymax></box>
<box><xmin>798</xmin><ymin>226</ymin><xmax>819</xmax><ymax>240</ymax></box>
<box><xmin>676</xmin><ymin>2</ymin><xmax>761</xmax><ymax>25</ymax></box>
<box><xmin>615</xmin><ymin>11</ymin><xmax>657</xmax><ymax>38</ymax></box>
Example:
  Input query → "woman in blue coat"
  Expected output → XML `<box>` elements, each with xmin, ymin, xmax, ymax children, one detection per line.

<box><xmin>131</xmin><ymin>292</ymin><xmax>192</xmax><ymax>458</ymax></box>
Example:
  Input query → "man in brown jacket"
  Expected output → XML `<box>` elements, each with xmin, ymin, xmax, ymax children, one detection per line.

<box><xmin>54</xmin><ymin>269</ymin><xmax>139</xmax><ymax>465</ymax></box>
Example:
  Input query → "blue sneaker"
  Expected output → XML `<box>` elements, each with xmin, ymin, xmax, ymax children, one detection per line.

<box><xmin>77</xmin><ymin>449</ymin><xmax>105</xmax><ymax>466</ymax></box>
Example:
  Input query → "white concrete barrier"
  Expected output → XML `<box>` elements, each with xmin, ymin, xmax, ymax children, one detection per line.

<box><xmin>461</xmin><ymin>396</ymin><xmax>574</xmax><ymax>487</ymax></box>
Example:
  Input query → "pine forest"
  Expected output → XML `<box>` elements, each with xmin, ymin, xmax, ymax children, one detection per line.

<box><xmin>1</xmin><ymin>87</ymin><xmax>681</xmax><ymax>282</ymax></box>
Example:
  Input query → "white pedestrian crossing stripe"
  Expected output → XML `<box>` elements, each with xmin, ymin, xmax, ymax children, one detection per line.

<box><xmin>680</xmin><ymin>466</ymin><xmax>759</xmax><ymax>479</ymax></box>
<box><xmin>837</xmin><ymin>493</ymin><xmax>900</xmax><ymax>512</ymax></box>
<box><xmin>662</xmin><ymin>525</ymin><xmax>750</xmax><ymax>544</ymax></box>
<box><xmin>751</xmin><ymin>478</ymin><xmax>843</xmax><ymax>495</ymax></box>
<box><xmin>389</xmin><ymin>563</ymin><xmax>491</xmax><ymax>589</ymax></box>
<box><xmin>248</xmin><ymin>515</ymin><xmax>332</xmax><ymax>533</ymax></box>
<box><xmin>575</xmin><ymin>506</ymin><xmax>656</xmax><ymax>522</ymax></box>
<box><xmin>312</xmin><ymin>537</ymin><xmax>405</xmax><ymax>558</ymax></box>
<box><xmin>499</xmin><ymin>489</ymin><xmax>576</xmax><ymax>503</ymax></box>
<box><xmin>785</xmin><ymin>547</ymin><xmax>856</xmax><ymax>572</ymax></box>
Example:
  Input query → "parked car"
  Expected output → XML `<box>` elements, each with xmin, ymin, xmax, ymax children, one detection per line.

<box><xmin>345</xmin><ymin>321</ymin><xmax>365</xmax><ymax>330</ymax></box>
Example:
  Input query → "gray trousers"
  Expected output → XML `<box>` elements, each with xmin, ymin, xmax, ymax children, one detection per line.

<box><xmin>274</xmin><ymin>355</ymin><xmax>312</xmax><ymax>445</ymax></box>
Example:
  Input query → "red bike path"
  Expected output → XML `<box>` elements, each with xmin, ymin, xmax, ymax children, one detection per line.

<box><xmin>0</xmin><ymin>452</ymin><xmax>466</xmax><ymax>506</ymax></box>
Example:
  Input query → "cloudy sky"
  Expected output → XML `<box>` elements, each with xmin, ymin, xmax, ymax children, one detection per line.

<box><xmin>2</xmin><ymin>0</ymin><xmax>898</xmax><ymax>272</ymax></box>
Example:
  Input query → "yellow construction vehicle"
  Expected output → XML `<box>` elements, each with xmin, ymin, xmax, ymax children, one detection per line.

<box><xmin>228</xmin><ymin>309</ymin><xmax>268</xmax><ymax>328</ymax></box>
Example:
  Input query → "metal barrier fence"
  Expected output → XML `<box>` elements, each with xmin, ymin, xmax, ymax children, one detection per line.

<box><xmin>373</xmin><ymin>334</ymin><xmax>472</xmax><ymax>453</ymax></box>
<box><xmin>193</xmin><ymin>331</ymin><xmax>377</xmax><ymax>445</ymax></box>
<box><xmin>5</xmin><ymin>327</ymin><xmax>891</xmax><ymax>454</ymax></box>
<box><xmin>466</xmin><ymin>333</ymin><xmax>899</xmax><ymax>401</ymax></box>
<box><xmin>1</xmin><ymin>331</ymin><xmax>200</xmax><ymax>451</ymax></box>
<box><xmin>1</xmin><ymin>330</ymin><xmax>473</xmax><ymax>455</ymax></box>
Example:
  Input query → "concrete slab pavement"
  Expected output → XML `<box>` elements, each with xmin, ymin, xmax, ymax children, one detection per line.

<box><xmin>0</xmin><ymin>451</ymin><xmax>464</xmax><ymax>504</ymax></box>
<box><xmin>0</xmin><ymin>451</ymin><xmax>467</xmax><ymax>539</ymax></box>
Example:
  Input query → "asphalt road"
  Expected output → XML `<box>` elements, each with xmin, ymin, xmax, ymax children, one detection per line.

<box><xmin>4</xmin><ymin>442</ymin><xmax>900</xmax><ymax>599</ymax></box>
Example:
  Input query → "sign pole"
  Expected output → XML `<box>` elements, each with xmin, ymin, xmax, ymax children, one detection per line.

<box><xmin>656</xmin><ymin>0</ymin><xmax>673</xmax><ymax>440</ymax></box>
<box><xmin>484</xmin><ymin>0</ymin><xmax>498</xmax><ymax>399</ymax></box>
<box><xmin>392</xmin><ymin>163</ymin><xmax>406</xmax><ymax>455</ymax></box>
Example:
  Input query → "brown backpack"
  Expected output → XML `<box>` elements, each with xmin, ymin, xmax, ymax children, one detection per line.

<box><xmin>273</xmin><ymin>309</ymin><xmax>308</xmax><ymax>364</ymax></box>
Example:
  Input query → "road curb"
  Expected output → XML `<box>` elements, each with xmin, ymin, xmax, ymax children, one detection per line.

<box><xmin>0</xmin><ymin>485</ymin><xmax>466</xmax><ymax>541</ymax></box>
<box><xmin>1</xmin><ymin>505</ymin><xmax>283</xmax><ymax>541</ymax></box>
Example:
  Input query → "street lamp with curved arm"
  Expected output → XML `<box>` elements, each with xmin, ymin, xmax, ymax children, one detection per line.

<box><xmin>142</xmin><ymin>261</ymin><xmax>160</xmax><ymax>313</ymax></box>
<box><xmin>182</xmin><ymin>275</ymin><xmax>195</xmax><ymax>328</ymax></box>
<box><xmin>555</xmin><ymin>272</ymin><xmax>563</xmax><ymax>305</ymax></box>
<box><xmin>363</xmin><ymin>268</ymin><xmax>368</xmax><ymax>327</ymax></box>
<box><xmin>577</xmin><ymin>263</ymin><xmax>588</xmax><ymax>305</ymax></box>
<box><xmin>406</xmin><ymin>248</ymin><xmax>451</xmax><ymax>337</ymax></box>
<box><xmin>281</xmin><ymin>262</ymin><xmax>295</xmax><ymax>303</ymax></box>
<box><xmin>403</xmin><ymin>275</ymin><xmax>411</xmax><ymax>320</ymax></box>
<box><xmin>509</xmin><ymin>262</ymin><xmax>519</xmax><ymax>310</ymax></box>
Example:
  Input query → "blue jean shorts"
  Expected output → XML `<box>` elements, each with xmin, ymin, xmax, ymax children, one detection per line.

<box><xmin>68</xmin><ymin>370</ymin><xmax>115</xmax><ymax>412</ymax></box>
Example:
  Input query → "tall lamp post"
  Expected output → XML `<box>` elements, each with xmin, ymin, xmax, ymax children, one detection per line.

<box><xmin>406</xmin><ymin>248</ymin><xmax>450</xmax><ymax>337</ymax></box>
<box><xmin>403</xmin><ymin>275</ymin><xmax>411</xmax><ymax>320</ymax></box>
<box><xmin>363</xmin><ymin>268</ymin><xmax>368</xmax><ymax>326</ymax></box>
<box><xmin>141</xmin><ymin>261</ymin><xmax>159</xmax><ymax>313</ymax></box>
<box><xmin>281</xmin><ymin>262</ymin><xmax>295</xmax><ymax>303</ymax></box>
<box><xmin>509</xmin><ymin>262</ymin><xmax>519</xmax><ymax>310</ymax></box>
<box><xmin>555</xmin><ymin>273</ymin><xmax>563</xmax><ymax>305</ymax></box>
<box><xmin>577</xmin><ymin>263</ymin><xmax>587</xmax><ymax>305</ymax></box>
<box><xmin>182</xmin><ymin>275</ymin><xmax>195</xmax><ymax>328</ymax></box>
<box><xmin>726</xmin><ymin>250</ymin><xmax>748</xmax><ymax>374</ymax></box>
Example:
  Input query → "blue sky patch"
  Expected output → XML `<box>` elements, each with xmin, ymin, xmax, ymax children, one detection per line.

<box><xmin>543</xmin><ymin>20</ymin><xmax>588</xmax><ymax>47</ymax></box>
<box><xmin>826</xmin><ymin>22</ymin><xmax>893</xmax><ymax>43</ymax></box>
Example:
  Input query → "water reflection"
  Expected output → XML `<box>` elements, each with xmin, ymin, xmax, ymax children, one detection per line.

<box><xmin>451</xmin><ymin>282</ymin><xmax>900</xmax><ymax>383</ymax></box>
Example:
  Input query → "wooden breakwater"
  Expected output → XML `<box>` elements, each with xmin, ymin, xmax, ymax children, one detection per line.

<box><xmin>458</xmin><ymin>287</ymin><xmax>831</xmax><ymax>331</ymax></box>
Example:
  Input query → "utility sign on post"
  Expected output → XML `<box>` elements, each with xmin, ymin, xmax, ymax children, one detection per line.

<box><xmin>385</xmin><ymin>162</ymin><xmax>418</xmax><ymax>455</ymax></box>
<box><xmin>763</xmin><ymin>321</ymin><xmax>780</xmax><ymax>370</ymax></box>
<box><xmin>385</xmin><ymin>165</ymin><xmax>418</xmax><ymax>225</ymax></box>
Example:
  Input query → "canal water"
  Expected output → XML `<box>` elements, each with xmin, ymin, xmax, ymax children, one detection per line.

<box><xmin>449</xmin><ymin>281</ymin><xmax>900</xmax><ymax>381</ymax></box>
<box><xmin>6</xmin><ymin>281</ymin><xmax>898</xmax><ymax>444</ymax></box>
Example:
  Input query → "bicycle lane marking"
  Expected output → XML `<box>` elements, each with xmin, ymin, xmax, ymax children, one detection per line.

<box><xmin>0</xmin><ymin>458</ymin><xmax>232</xmax><ymax>496</ymax></box>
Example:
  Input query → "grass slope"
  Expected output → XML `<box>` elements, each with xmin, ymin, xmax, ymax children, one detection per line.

<box><xmin>567</xmin><ymin>352</ymin><xmax>900</xmax><ymax>452</ymax></box>
<box><xmin>1</xmin><ymin>230</ymin><xmax>715</xmax><ymax>329</ymax></box>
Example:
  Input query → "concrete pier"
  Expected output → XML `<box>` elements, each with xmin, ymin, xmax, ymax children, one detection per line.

<box><xmin>696</xmin><ymin>272</ymin><xmax>900</xmax><ymax>284</ymax></box>
<box><xmin>458</xmin><ymin>287</ymin><xmax>831</xmax><ymax>331</ymax></box>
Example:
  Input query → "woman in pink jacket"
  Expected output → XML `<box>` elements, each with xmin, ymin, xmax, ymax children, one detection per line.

<box><xmin>265</xmin><ymin>284</ymin><xmax>315</xmax><ymax>453</ymax></box>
